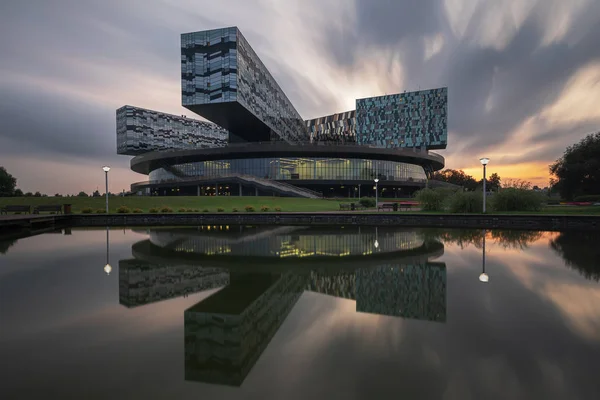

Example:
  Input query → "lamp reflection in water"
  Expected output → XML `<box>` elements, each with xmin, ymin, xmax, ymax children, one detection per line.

<box><xmin>104</xmin><ymin>226</ymin><xmax>112</xmax><ymax>275</ymax></box>
<box><xmin>479</xmin><ymin>229</ymin><xmax>488</xmax><ymax>283</ymax></box>
<box><xmin>374</xmin><ymin>226</ymin><xmax>379</xmax><ymax>249</ymax></box>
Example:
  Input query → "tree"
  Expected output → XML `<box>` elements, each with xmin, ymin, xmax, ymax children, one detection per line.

<box><xmin>34</xmin><ymin>191</ymin><xmax>42</xmax><ymax>197</ymax></box>
<box><xmin>431</xmin><ymin>169</ymin><xmax>478</xmax><ymax>191</ymax></box>
<box><xmin>503</xmin><ymin>178</ymin><xmax>532</xmax><ymax>190</ymax></box>
<box><xmin>92</xmin><ymin>190</ymin><xmax>101</xmax><ymax>197</ymax></box>
<box><xmin>54</xmin><ymin>193</ymin><xmax>62</xmax><ymax>197</ymax></box>
<box><xmin>77</xmin><ymin>191</ymin><xmax>88</xmax><ymax>197</ymax></box>
<box><xmin>0</xmin><ymin>166</ymin><xmax>17</xmax><ymax>197</ymax></box>
<box><xmin>487</xmin><ymin>173</ymin><xmax>501</xmax><ymax>192</ymax></box>
<box><xmin>550</xmin><ymin>231</ymin><xmax>600</xmax><ymax>281</ymax></box>
<box><xmin>550</xmin><ymin>132</ymin><xmax>600</xmax><ymax>200</ymax></box>
<box><xmin>14</xmin><ymin>188</ymin><xmax>23</xmax><ymax>197</ymax></box>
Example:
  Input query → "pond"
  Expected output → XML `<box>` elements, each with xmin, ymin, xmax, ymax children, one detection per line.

<box><xmin>0</xmin><ymin>226</ymin><xmax>599</xmax><ymax>399</ymax></box>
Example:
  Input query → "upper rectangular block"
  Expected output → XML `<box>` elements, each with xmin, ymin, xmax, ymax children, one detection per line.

<box><xmin>116</xmin><ymin>105</ymin><xmax>228</xmax><ymax>156</ymax></box>
<box><xmin>181</xmin><ymin>27</ymin><xmax>308</xmax><ymax>143</ymax></box>
<box><xmin>356</xmin><ymin>87</ymin><xmax>448</xmax><ymax>150</ymax></box>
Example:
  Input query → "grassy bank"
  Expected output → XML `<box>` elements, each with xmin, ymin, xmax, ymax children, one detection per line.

<box><xmin>1</xmin><ymin>196</ymin><xmax>599</xmax><ymax>215</ymax></box>
<box><xmin>0</xmin><ymin>196</ymin><xmax>345</xmax><ymax>213</ymax></box>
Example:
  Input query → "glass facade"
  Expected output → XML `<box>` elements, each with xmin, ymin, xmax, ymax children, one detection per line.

<box><xmin>148</xmin><ymin>157</ymin><xmax>427</xmax><ymax>183</ymax></box>
<box><xmin>181</xmin><ymin>27</ymin><xmax>309</xmax><ymax>143</ymax></box>
<box><xmin>181</xmin><ymin>27</ymin><xmax>238</xmax><ymax>106</ymax></box>
<box><xmin>356</xmin><ymin>87</ymin><xmax>448</xmax><ymax>150</ymax></box>
<box><xmin>116</xmin><ymin>105</ymin><xmax>228</xmax><ymax>156</ymax></box>
<box><xmin>305</xmin><ymin>110</ymin><xmax>356</xmax><ymax>144</ymax></box>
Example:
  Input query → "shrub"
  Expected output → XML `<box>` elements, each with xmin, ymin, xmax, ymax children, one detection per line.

<box><xmin>275</xmin><ymin>207</ymin><xmax>282</xmax><ymax>212</ymax></box>
<box><xmin>359</xmin><ymin>197</ymin><xmax>376</xmax><ymax>208</ymax></box>
<box><xmin>573</xmin><ymin>194</ymin><xmax>600</xmax><ymax>202</ymax></box>
<box><xmin>193</xmin><ymin>209</ymin><xmax>199</xmax><ymax>212</ymax></box>
<box><xmin>133</xmin><ymin>208</ymin><xmax>143</xmax><ymax>213</ymax></box>
<box><xmin>178</xmin><ymin>208</ymin><xmax>187</xmax><ymax>212</ymax></box>
<box><xmin>232</xmin><ymin>208</ymin><xmax>239</xmax><ymax>212</ymax></box>
<box><xmin>447</xmin><ymin>191</ymin><xmax>485</xmax><ymax>213</ymax></box>
<box><xmin>186</xmin><ymin>208</ymin><xmax>194</xmax><ymax>212</ymax></box>
<box><xmin>203</xmin><ymin>209</ymin><xmax>209</xmax><ymax>212</ymax></box>
<box><xmin>116</xmin><ymin>206</ymin><xmax>131</xmax><ymax>214</ymax></box>
<box><xmin>217</xmin><ymin>207</ymin><xmax>225</xmax><ymax>212</ymax></box>
<box><xmin>149</xmin><ymin>208</ymin><xmax>159</xmax><ymax>213</ymax></box>
<box><xmin>491</xmin><ymin>188</ymin><xmax>545</xmax><ymax>212</ymax></box>
<box><xmin>415</xmin><ymin>188</ymin><xmax>446</xmax><ymax>212</ymax></box>
<box><xmin>160</xmin><ymin>206</ymin><xmax>173</xmax><ymax>213</ymax></box>
<box><xmin>81</xmin><ymin>207</ymin><xmax>93</xmax><ymax>214</ymax></box>
<box><xmin>245</xmin><ymin>205</ymin><xmax>255</xmax><ymax>212</ymax></box>
<box><xmin>260</xmin><ymin>206</ymin><xmax>270</xmax><ymax>212</ymax></box>
<box><xmin>95</xmin><ymin>209</ymin><xmax>105</xmax><ymax>214</ymax></box>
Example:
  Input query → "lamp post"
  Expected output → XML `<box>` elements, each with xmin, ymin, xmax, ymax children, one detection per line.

<box><xmin>374</xmin><ymin>178</ymin><xmax>379</xmax><ymax>211</ymax></box>
<box><xmin>479</xmin><ymin>158</ymin><xmax>489</xmax><ymax>213</ymax></box>
<box><xmin>102</xmin><ymin>166</ymin><xmax>110</xmax><ymax>214</ymax></box>
<box><xmin>479</xmin><ymin>229</ymin><xmax>488</xmax><ymax>283</ymax></box>
<box><xmin>104</xmin><ymin>226</ymin><xmax>112</xmax><ymax>275</ymax></box>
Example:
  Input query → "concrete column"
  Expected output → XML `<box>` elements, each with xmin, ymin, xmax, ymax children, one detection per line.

<box><xmin>197</xmin><ymin>185</ymin><xmax>200</xmax><ymax>196</ymax></box>
<box><xmin>215</xmin><ymin>183</ymin><xmax>219</xmax><ymax>196</ymax></box>
<box><xmin>358</xmin><ymin>185</ymin><xmax>361</xmax><ymax>198</ymax></box>
<box><xmin>239</xmin><ymin>183</ymin><xmax>242</xmax><ymax>196</ymax></box>
<box><xmin>255</xmin><ymin>187</ymin><xmax>259</xmax><ymax>196</ymax></box>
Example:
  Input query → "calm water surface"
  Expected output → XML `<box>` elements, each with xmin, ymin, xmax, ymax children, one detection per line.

<box><xmin>0</xmin><ymin>226</ymin><xmax>599</xmax><ymax>400</ymax></box>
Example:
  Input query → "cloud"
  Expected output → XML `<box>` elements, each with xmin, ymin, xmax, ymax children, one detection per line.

<box><xmin>1</xmin><ymin>0</ymin><xmax>600</xmax><ymax>192</ymax></box>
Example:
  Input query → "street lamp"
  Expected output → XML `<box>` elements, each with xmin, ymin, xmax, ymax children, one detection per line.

<box><xmin>479</xmin><ymin>229</ymin><xmax>488</xmax><ymax>283</ymax></box>
<box><xmin>102</xmin><ymin>166</ymin><xmax>110</xmax><ymax>214</ymax></box>
<box><xmin>104</xmin><ymin>226</ymin><xmax>112</xmax><ymax>275</ymax></box>
<box><xmin>374</xmin><ymin>178</ymin><xmax>379</xmax><ymax>210</ymax></box>
<box><xmin>479</xmin><ymin>158</ymin><xmax>489</xmax><ymax>213</ymax></box>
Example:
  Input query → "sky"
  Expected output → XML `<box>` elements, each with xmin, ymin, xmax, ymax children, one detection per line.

<box><xmin>1</xmin><ymin>0</ymin><xmax>600</xmax><ymax>194</ymax></box>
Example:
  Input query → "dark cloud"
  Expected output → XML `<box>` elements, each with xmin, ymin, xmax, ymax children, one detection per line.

<box><xmin>0</xmin><ymin>84</ymin><xmax>117</xmax><ymax>161</ymax></box>
<box><xmin>323</xmin><ymin>0</ymin><xmax>600</xmax><ymax>165</ymax></box>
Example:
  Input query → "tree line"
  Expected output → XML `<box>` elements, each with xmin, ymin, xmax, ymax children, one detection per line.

<box><xmin>0</xmin><ymin>167</ymin><xmax>122</xmax><ymax>198</ymax></box>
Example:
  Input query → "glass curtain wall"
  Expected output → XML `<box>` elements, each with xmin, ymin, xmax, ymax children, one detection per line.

<box><xmin>149</xmin><ymin>157</ymin><xmax>427</xmax><ymax>183</ymax></box>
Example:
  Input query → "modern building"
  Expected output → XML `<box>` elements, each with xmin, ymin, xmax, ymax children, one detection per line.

<box><xmin>118</xmin><ymin>26</ymin><xmax>448</xmax><ymax>198</ymax></box>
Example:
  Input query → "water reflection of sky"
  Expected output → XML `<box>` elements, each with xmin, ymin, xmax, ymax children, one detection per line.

<box><xmin>0</xmin><ymin>227</ymin><xmax>598</xmax><ymax>400</ymax></box>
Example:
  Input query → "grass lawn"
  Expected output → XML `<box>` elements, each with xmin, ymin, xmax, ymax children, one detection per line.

<box><xmin>0</xmin><ymin>196</ymin><xmax>350</xmax><ymax>213</ymax></box>
<box><xmin>2</xmin><ymin>196</ymin><xmax>599</xmax><ymax>215</ymax></box>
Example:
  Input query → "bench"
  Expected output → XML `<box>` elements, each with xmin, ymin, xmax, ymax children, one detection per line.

<box><xmin>398</xmin><ymin>202</ymin><xmax>419</xmax><ymax>211</ymax></box>
<box><xmin>33</xmin><ymin>205</ymin><xmax>63</xmax><ymax>214</ymax></box>
<box><xmin>377</xmin><ymin>203</ymin><xmax>396</xmax><ymax>211</ymax></box>
<box><xmin>0</xmin><ymin>205</ymin><xmax>31</xmax><ymax>214</ymax></box>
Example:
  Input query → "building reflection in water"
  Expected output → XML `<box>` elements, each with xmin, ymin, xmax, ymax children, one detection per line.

<box><xmin>144</xmin><ymin>225</ymin><xmax>425</xmax><ymax>258</ymax></box>
<box><xmin>118</xmin><ymin>260</ymin><xmax>230</xmax><ymax>307</ymax></box>
<box><xmin>119</xmin><ymin>225</ymin><xmax>447</xmax><ymax>386</ymax></box>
